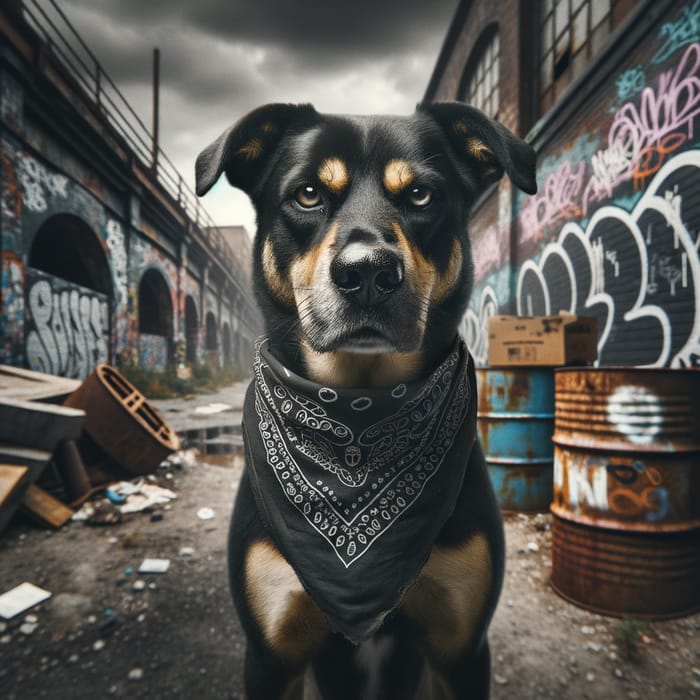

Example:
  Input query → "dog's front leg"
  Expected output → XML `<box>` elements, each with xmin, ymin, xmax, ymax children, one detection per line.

<box><xmin>229</xmin><ymin>471</ymin><xmax>329</xmax><ymax>699</ymax></box>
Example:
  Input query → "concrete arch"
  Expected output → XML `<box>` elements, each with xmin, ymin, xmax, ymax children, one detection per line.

<box><xmin>25</xmin><ymin>213</ymin><xmax>111</xmax><ymax>378</ymax></box>
<box><xmin>185</xmin><ymin>295</ymin><xmax>199</xmax><ymax>364</ymax></box>
<box><xmin>222</xmin><ymin>321</ymin><xmax>232</xmax><ymax>368</ymax></box>
<box><xmin>29</xmin><ymin>213</ymin><xmax>112</xmax><ymax>296</ymax></box>
<box><xmin>138</xmin><ymin>268</ymin><xmax>173</xmax><ymax>371</ymax></box>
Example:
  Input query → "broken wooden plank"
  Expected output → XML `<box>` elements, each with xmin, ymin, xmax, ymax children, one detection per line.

<box><xmin>0</xmin><ymin>365</ymin><xmax>80</xmax><ymax>402</ymax></box>
<box><xmin>0</xmin><ymin>465</ymin><xmax>30</xmax><ymax>534</ymax></box>
<box><xmin>0</xmin><ymin>446</ymin><xmax>53</xmax><ymax>533</ymax></box>
<box><xmin>0</xmin><ymin>399</ymin><xmax>85</xmax><ymax>452</ymax></box>
<box><xmin>21</xmin><ymin>484</ymin><xmax>74</xmax><ymax>528</ymax></box>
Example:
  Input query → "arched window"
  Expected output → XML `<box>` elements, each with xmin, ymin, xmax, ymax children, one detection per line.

<box><xmin>459</xmin><ymin>26</ymin><xmax>500</xmax><ymax>119</ymax></box>
<box><xmin>138</xmin><ymin>269</ymin><xmax>173</xmax><ymax>338</ymax></box>
<box><xmin>185</xmin><ymin>295</ymin><xmax>199</xmax><ymax>364</ymax></box>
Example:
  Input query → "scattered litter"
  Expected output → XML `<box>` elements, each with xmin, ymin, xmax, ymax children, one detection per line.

<box><xmin>0</xmin><ymin>622</ymin><xmax>5</xmax><ymax>634</ymax></box>
<box><xmin>132</xmin><ymin>581</ymin><xmax>145</xmax><ymax>592</ymax></box>
<box><xmin>19</xmin><ymin>621</ymin><xmax>37</xmax><ymax>635</ymax></box>
<box><xmin>178</xmin><ymin>547</ymin><xmax>194</xmax><ymax>558</ymax></box>
<box><xmin>0</xmin><ymin>634</ymin><xmax>11</xmax><ymax>644</ymax></box>
<box><xmin>73</xmin><ymin>501</ymin><xmax>122</xmax><ymax>526</ymax></box>
<box><xmin>108</xmin><ymin>537</ymin><xmax>118</xmax><ymax>544</ymax></box>
<box><xmin>24</xmin><ymin>614</ymin><xmax>38</xmax><ymax>624</ymax></box>
<box><xmin>138</xmin><ymin>558</ymin><xmax>170</xmax><ymax>574</ymax></box>
<box><xmin>148</xmin><ymin>582</ymin><xmax>158</xmax><ymax>591</ymax></box>
<box><xmin>87</xmin><ymin>615</ymin><xmax>97</xmax><ymax>624</ymax></box>
<box><xmin>494</xmin><ymin>674</ymin><xmax>508</xmax><ymax>686</ymax></box>
<box><xmin>93</xmin><ymin>639</ymin><xmax>106</xmax><ymax>651</ymax></box>
<box><xmin>68</xmin><ymin>654</ymin><xmax>79</xmax><ymax>664</ymax></box>
<box><xmin>124</xmin><ymin>567</ymin><xmax>133</xmax><ymax>576</ymax></box>
<box><xmin>150</xmin><ymin>512</ymin><xmax>164</xmax><ymax>522</ymax></box>
<box><xmin>581</xmin><ymin>625</ymin><xmax>595</xmax><ymax>635</ymax></box>
<box><xmin>0</xmin><ymin>582</ymin><xmax>51</xmax><ymax>619</ymax></box>
<box><xmin>193</xmin><ymin>403</ymin><xmax>232</xmax><ymax>416</ymax></box>
<box><xmin>105</xmin><ymin>488</ymin><xmax>126</xmax><ymax>505</ymax></box>
<box><xmin>527</xmin><ymin>541</ymin><xmax>539</xmax><ymax>553</ymax></box>
<box><xmin>585</xmin><ymin>672</ymin><xmax>595</xmax><ymax>682</ymax></box>
<box><xmin>137</xmin><ymin>614</ymin><xmax>145</xmax><ymax>623</ymax></box>
<box><xmin>197</xmin><ymin>507</ymin><xmax>215</xmax><ymax>521</ymax></box>
<box><xmin>115</xmin><ymin>481</ymin><xmax>177</xmax><ymax>514</ymax></box>
<box><xmin>128</xmin><ymin>668</ymin><xmax>144</xmax><ymax>681</ymax></box>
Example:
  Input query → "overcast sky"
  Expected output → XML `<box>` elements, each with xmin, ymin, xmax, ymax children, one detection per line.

<box><xmin>44</xmin><ymin>0</ymin><xmax>458</xmax><ymax>233</ymax></box>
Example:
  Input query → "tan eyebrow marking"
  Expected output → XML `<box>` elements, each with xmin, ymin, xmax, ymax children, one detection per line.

<box><xmin>317</xmin><ymin>157</ymin><xmax>349</xmax><ymax>194</ymax></box>
<box><xmin>383</xmin><ymin>159</ymin><xmax>415</xmax><ymax>194</ymax></box>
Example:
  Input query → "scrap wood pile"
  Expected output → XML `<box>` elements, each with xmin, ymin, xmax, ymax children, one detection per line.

<box><xmin>0</xmin><ymin>363</ymin><xmax>182</xmax><ymax>536</ymax></box>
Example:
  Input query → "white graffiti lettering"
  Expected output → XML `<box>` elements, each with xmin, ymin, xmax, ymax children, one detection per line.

<box><xmin>18</xmin><ymin>154</ymin><xmax>69</xmax><ymax>213</ymax></box>
<box><xmin>567</xmin><ymin>463</ymin><xmax>608</xmax><ymax>511</ymax></box>
<box><xmin>25</xmin><ymin>276</ymin><xmax>109</xmax><ymax>379</ymax></box>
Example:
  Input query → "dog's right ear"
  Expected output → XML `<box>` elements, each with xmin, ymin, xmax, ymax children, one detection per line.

<box><xmin>195</xmin><ymin>103</ymin><xmax>318</xmax><ymax>197</ymax></box>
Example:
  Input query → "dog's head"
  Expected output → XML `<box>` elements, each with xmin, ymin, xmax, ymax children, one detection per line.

<box><xmin>196</xmin><ymin>102</ymin><xmax>536</xmax><ymax>386</ymax></box>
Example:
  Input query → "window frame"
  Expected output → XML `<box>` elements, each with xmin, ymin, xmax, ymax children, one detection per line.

<box><xmin>458</xmin><ymin>24</ymin><xmax>501</xmax><ymax>119</ymax></box>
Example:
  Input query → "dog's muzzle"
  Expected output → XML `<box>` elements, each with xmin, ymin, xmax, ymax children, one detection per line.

<box><xmin>330</xmin><ymin>243</ymin><xmax>403</xmax><ymax>308</ymax></box>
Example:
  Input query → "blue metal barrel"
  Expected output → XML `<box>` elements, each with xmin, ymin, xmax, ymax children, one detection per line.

<box><xmin>476</xmin><ymin>367</ymin><xmax>554</xmax><ymax>512</ymax></box>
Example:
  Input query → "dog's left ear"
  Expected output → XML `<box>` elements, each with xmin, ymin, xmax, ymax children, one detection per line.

<box><xmin>195</xmin><ymin>102</ymin><xmax>319</xmax><ymax>197</ymax></box>
<box><xmin>418</xmin><ymin>101</ymin><xmax>537</xmax><ymax>195</ymax></box>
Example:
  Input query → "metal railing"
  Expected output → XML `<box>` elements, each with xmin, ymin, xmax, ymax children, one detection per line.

<box><xmin>20</xmin><ymin>0</ymin><xmax>246</xmax><ymax>288</ymax></box>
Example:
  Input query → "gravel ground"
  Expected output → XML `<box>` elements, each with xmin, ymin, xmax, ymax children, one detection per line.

<box><xmin>0</xmin><ymin>450</ymin><xmax>698</xmax><ymax>699</ymax></box>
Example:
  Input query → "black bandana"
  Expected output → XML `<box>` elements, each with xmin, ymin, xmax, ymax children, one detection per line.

<box><xmin>242</xmin><ymin>337</ymin><xmax>477</xmax><ymax>644</ymax></box>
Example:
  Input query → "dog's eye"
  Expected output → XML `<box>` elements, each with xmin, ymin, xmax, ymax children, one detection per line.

<box><xmin>295</xmin><ymin>185</ymin><xmax>322</xmax><ymax>209</ymax></box>
<box><xmin>408</xmin><ymin>185</ymin><xmax>432</xmax><ymax>208</ymax></box>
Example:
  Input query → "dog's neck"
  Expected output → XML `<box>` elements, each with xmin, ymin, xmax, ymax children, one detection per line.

<box><xmin>266</xmin><ymin>336</ymin><xmax>457</xmax><ymax>389</ymax></box>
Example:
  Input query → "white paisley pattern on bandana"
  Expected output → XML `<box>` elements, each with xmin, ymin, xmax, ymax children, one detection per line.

<box><xmin>253</xmin><ymin>338</ymin><xmax>470</xmax><ymax>567</ymax></box>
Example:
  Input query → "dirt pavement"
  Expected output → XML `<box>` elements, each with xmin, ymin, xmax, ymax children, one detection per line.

<box><xmin>0</xmin><ymin>393</ymin><xmax>698</xmax><ymax>699</ymax></box>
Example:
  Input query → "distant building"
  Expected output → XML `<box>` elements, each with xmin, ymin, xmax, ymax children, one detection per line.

<box><xmin>426</xmin><ymin>0</ymin><xmax>700</xmax><ymax>368</ymax></box>
<box><xmin>210</xmin><ymin>226</ymin><xmax>253</xmax><ymax>285</ymax></box>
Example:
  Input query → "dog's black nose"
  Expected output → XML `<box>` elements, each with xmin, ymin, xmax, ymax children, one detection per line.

<box><xmin>331</xmin><ymin>244</ymin><xmax>403</xmax><ymax>306</ymax></box>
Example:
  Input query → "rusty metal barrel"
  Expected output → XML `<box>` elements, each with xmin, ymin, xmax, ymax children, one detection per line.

<box><xmin>551</xmin><ymin>367</ymin><xmax>700</xmax><ymax>618</ymax></box>
<box><xmin>476</xmin><ymin>367</ymin><xmax>554</xmax><ymax>512</ymax></box>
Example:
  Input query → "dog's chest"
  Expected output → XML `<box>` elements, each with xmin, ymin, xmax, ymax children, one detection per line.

<box><xmin>244</xmin><ymin>533</ymin><xmax>492</xmax><ymax>664</ymax></box>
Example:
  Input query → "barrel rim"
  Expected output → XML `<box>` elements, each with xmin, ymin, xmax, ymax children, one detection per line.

<box><xmin>550</xmin><ymin>504</ymin><xmax>700</xmax><ymax>534</ymax></box>
<box><xmin>554</xmin><ymin>366</ymin><xmax>700</xmax><ymax>376</ymax></box>
<box><xmin>548</xmin><ymin>577</ymin><xmax>700</xmax><ymax>621</ymax></box>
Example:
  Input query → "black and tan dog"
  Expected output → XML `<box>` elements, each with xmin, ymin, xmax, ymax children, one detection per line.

<box><xmin>196</xmin><ymin>102</ymin><xmax>536</xmax><ymax>699</ymax></box>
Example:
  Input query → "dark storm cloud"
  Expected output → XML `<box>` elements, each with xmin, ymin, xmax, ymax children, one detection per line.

<box><xmin>60</xmin><ymin>0</ymin><xmax>456</xmax><ymax>63</ymax></box>
<box><xmin>44</xmin><ymin>0</ymin><xmax>458</xmax><ymax>227</ymax></box>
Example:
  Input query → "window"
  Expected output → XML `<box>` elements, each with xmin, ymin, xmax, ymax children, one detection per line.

<box><xmin>539</xmin><ymin>0</ymin><xmax>635</xmax><ymax>113</ymax></box>
<box><xmin>460</xmin><ymin>28</ymin><xmax>500</xmax><ymax>119</ymax></box>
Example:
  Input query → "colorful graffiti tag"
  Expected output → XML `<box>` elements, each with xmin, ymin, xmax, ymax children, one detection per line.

<box><xmin>24</xmin><ymin>269</ymin><xmax>109</xmax><ymax>379</ymax></box>
<box><xmin>466</xmin><ymin>21</ymin><xmax>700</xmax><ymax>369</ymax></box>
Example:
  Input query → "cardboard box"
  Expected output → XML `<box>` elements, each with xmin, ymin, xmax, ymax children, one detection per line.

<box><xmin>487</xmin><ymin>313</ymin><xmax>598</xmax><ymax>366</ymax></box>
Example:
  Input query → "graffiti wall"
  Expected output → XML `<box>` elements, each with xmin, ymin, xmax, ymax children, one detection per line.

<box><xmin>24</xmin><ymin>268</ymin><xmax>109</xmax><ymax>379</ymax></box>
<box><xmin>465</xmin><ymin>2</ymin><xmax>700</xmax><ymax>369</ymax></box>
<box><xmin>138</xmin><ymin>333</ymin><xmax>169</xmax><ymax>372</ymax></box>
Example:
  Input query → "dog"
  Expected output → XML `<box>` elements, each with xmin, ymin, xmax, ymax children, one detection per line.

<box><xmin>196</xmin><ymin>101</ymin><xmax>536</xmax><ymax>699</ymax></box>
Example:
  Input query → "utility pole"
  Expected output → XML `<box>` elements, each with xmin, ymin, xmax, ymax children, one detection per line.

<box><xmin>152</xmin><ymin>47</ymin><xmax>160</xmax><ymax>171</ymax></box>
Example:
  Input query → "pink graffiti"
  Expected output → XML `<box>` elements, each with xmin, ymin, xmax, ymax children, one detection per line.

<box><xmin>472</xmin><ymin>225</ymin><xmax>503</xmax><ymax>282</ymax></box>
<box><xmin>519</xmin><ymin>160</ymin><xmax>585</xmax><ymax>242</ymax></box>
<box><xmin>584</xmin><ymin>42</ymin><xmax>700</xmax><ymax>212</ymax></box>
